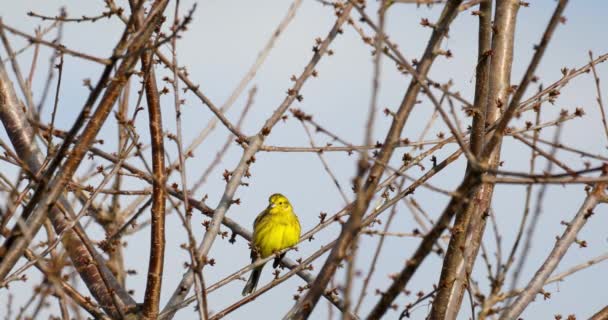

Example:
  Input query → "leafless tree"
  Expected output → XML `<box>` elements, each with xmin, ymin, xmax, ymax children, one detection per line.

<box><xmin>0</xmin><ymin>0</ymin><xmax>607</xmax><ymax>319</ymax></box>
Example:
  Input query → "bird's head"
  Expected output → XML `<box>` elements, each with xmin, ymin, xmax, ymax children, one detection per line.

<box><xmin>268</xmin><ymin>193</ymin><xmax>292</xmax><ymax>214</ymax></box>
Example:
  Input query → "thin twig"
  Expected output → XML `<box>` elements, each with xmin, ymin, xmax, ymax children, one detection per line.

<box><xmin>161</xmin><ymin>4</ymin><xmax>353</xmax><ymax>318</ymax></box>
<box><xmin>589</xmin><ymin>51</ymin><xmax>608</xmax><ymax>145</ymax></box>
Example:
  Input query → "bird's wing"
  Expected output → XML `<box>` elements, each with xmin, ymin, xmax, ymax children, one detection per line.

<box><xmin>294</xmin><ymin>211</ymin><xmax>302</xmax><ymax>239</ymax></box>
<box><xmin>253</xmin><ymin>208</ymin><xmax>268</xmax><ymax>233</ymax></box>
<box><xmin>250</xmin><ymin>208</ymin><xmax>268</xmax><ymax>261</ymax></box>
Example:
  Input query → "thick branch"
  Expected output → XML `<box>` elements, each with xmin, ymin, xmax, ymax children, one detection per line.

<box><xmin>0</xmin><ymin>0</ymin><xmax>168</xmax><ymax>316</ymax></box>
<box><xmin>285</xmin><ymin>1</ymin><xmax>465</xmax><ymax>318</ymax></box>
<box><xmin>431</xmin><ymin>1</ymin><xmax>569</xmax><ymax>318</ymax></box>
<box><xmin>140</xmin><ymin>24</ymin><xmax>167</xmax><ymax>320</ymax></box>
<box><xmin>0</xmin><ymin>39</ymin><xmax>137</xmax><ymax>317</ymax></box>
<box><xmin>590</xmin><ymin>306</ymin><xmax>608</xmax><ymax>320</ymax></box>
<box><xmin>429</xmin><ymin>0</ymin><xmax>519</xmax><ymax>318</ymax></box>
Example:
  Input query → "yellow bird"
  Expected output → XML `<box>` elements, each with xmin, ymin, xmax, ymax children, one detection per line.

<box><xmin>242</xmin><ymin>193</ymin><xmax>301</xmax><ymax>296</ymax></box>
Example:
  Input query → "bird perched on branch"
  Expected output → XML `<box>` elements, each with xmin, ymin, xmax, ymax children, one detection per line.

<box><xmin>242</xmin><ymin>193</ymin><xmax>301</xmax><ymax>296</ymax></box>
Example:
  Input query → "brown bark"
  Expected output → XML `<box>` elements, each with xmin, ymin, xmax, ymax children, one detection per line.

<box><xmin>591</xmin><ymin>306</ymin><xmax>608</xmax><ymax>320</ymax></box>
<box><xmin>0</xmin><ymin>0</ymin><xmax>169</xmax><ymax>316</ymax></box>
<box><xmin>429</xmin><ymin>0</ymin><xmax>519</xmax><ymax>318</ymax></box>
<box><xmin>431</xmin><ymin>0</ymin><xmax>570</xmax><ymax>318</ymax></box>
<box><xmin>140</xmin><ymin>27</ymin><xmax>167</xmax><ymax>320</ymax></box>
<box><xmin>0</xmin><ymin>53</ymin><xmax>136</xmax><ymax>317</ymax></box>
<box><xmin>286</xmin><ymin>1</ymin><xmax>465</xmax><ymax>318</ymax></box>
<box><xmin>499</xmin><ymin>182</ymin><xmax>605</xmax><ymax>319</ymax></box>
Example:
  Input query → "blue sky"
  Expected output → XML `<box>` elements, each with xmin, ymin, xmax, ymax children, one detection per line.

<box><xmin>1</xmin><ymin>1</ymin><xmax>607</xmax><ymax>319</ymax></box>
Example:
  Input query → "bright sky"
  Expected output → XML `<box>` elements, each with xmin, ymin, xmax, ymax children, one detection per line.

<box><xmin>1</xmin><ymin>1</ymin><xmax>607</xmax><ymax>319</ymax></box>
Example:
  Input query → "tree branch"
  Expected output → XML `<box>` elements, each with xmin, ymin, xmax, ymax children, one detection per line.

<box><xmin>161</xmin><ymin>3</ymin><xmax>354</xmax><ymax>318</ymax></box>
<box><xmin>139</xmin><ymin>12</ymin><xmax>167</xmax><ymax>320</ymax></box>
<box><xmin>499</xmin><ymin>180</ymin><xmax>606</xmax><ymax>320</ymax></box>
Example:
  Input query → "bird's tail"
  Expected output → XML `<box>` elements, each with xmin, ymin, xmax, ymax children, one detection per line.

<box><xmin>242</xmin><ymin>264</ymin><xmax>264</xmax><ymax>296</ymax></box>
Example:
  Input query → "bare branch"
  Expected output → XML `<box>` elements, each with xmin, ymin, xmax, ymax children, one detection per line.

<box><xmin>138</xmin><ymin>9</ymin><xmax>168</xmax><ymax>319</ymax></box>
<box><xmin>499</xmin><ymin>180</ymin><xmax>606</xmax><ymax>320</ymax></box>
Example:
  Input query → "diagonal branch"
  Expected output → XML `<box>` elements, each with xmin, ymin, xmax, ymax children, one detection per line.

<box><xmin>285</xmin><ymin>1</ymin><xmax>465</xmax><ymax>318</ymax></box>
<box><xmin>0</xmin><ymin>47</ymin><xmax>139</xmax><ymax>317</ymax></box>
<box><xmin>590</xmin><ymin>306</ymin><xmax>608</xmax><ymax>320</ymax></box>
<box><xmin>161</xmin><ymin>4</ymin><xmax>354</xmax><ymax>318</ymax></box>
<box><xmin>0</xmin><ymin>0</ymin><xmax>169</xmax><ymax>317</ymax></box>
<box><xmin>369</xmin><ymin>1</ymin><xmax>569</xmax><ymax>317</ymax></box>
<box><xmin>499</xmin><ymin>180</ymin><xmax>606</xmax><ymax>320</ymax></box>
<box><xmin>0</xmin><ymin>54</ymin><xmax>136</xmax><ymax>317</ymax></box>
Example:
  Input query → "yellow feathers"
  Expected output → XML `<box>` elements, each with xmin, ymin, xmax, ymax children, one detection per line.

<box><xmin>242</xmin><ymin>193</ymin><xmax>301</xmax><ymax>296</ymax></box>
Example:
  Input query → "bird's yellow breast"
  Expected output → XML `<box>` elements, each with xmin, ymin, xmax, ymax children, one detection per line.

<box><xmin>252</xmin><ymin>209</ymin><xmax>301</xmax><ymax>258</ymax></box>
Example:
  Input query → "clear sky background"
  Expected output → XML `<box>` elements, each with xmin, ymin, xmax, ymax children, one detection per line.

<box><xmin>1</xmin><ymin>1</ymin><xmax>607</xmax><ymax>319</ymax></box>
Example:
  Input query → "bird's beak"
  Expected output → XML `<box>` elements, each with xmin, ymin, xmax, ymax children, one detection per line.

<box><xmin>269</xmin><ymin>203</ymin><xmax>276</xmax><ymax>209</ymax></box>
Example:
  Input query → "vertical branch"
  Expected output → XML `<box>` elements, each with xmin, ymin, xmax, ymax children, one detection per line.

<box><xmin>468</xmin><ymin>0</ymin><xmax>492</xmax><ymax>158</ymax></box>
<box><xmin>484</xmin><ymin>97</ymin><xmax>543</xmax><ymax>316</ymax></box>
<box><xmin>431</xmin><ymin>0</ymin><xmax>569</xmax><ymax>317</ymax></box>
<box><xmin>344</xmin><ymin>2</ymin><xmax>387</xmax><ymax>316</ymax></box>
<box><xmin>141</xmin><ymin>39</ymin><xmax>167</xmax><ymax>320</ymax></box>
<box><xmin>37</xmin><ymin>14</ymin><xmax>64</xmax><ymax>114</ymax></box>
<box><xmin>131</xmin><ymin>1</ymin><xmax>169</xmax><ymax>318</ymax></box>
<box><xmin>169</xmin><ymin>2</ymin><xmax>208</xmax><ymax>319</ymax></box>
<box><xmin>429</xmin><ymin>0</ymin><xmax>508</xmax><ymax>318</ymax></box>
<box><xmin>107</xmin><ymin>81</ymin><xmax>130</xmax><ymax>287</ymax></box>
<box><xmin>171</xmin><ymin>0</ymin><xmax>190</xmax><ymax>239</ymax></box>
<box><xmin>480</xmin><ymin>0</ymin><xmax>569</xmax><ymax>161</ymax></box>
<box><xmin>464</xmin><ymin>0</ymin><xmax>568</xmax><ymax>313</ymax></box>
